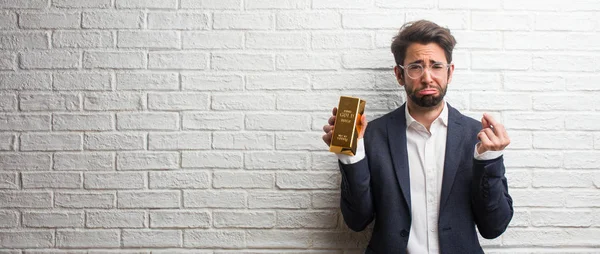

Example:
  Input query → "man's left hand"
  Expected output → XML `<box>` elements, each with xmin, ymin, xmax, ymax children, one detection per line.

<box><xmin>477</xmin><ymin>113</ymin><xmax>510</xmax><ymax>154</ymax></box>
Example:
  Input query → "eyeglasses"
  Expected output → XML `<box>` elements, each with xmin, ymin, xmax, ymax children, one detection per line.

<box><xmin>398</xmin><ymin>62</ymin><xmax>451</xmax><ymax>79</ymax></box>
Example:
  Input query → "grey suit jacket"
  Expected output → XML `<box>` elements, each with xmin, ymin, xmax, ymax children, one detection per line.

<box><xmin>339</xmin><ymin>103</ymin><xmax>513</xmax><ymax>254</ymax></box>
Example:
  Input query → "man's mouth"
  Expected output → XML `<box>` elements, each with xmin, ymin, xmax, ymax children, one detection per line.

<box><xmin>417</xmin><ymin>88</ymin><xmax>438</xmax><ymax>96</ymax></box>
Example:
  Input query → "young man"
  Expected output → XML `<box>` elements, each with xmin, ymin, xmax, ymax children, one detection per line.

<box><xmin>322</xmin><ymin>20</ymin><xmax>513</xmax><ymax>253</ymax></box>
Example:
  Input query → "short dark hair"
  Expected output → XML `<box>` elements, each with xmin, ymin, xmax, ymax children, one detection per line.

<box><xmin>391</xmin><ymin>20</ymin><xmax>456</xmax><ymax>66</ymax></box>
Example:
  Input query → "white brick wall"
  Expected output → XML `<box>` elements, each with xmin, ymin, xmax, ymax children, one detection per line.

<box><xmin>0</xmin><ymin>0</ymin><xmax>598</xmax><ymax>252</ymax></box>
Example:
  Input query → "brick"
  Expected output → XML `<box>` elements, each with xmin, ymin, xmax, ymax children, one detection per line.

<box><xmin>148</xmin><ymin>92</ymin><xmax>209</xmax><ymax>110</ymax></box>
<box><xmin>0</xmin><ymin>191</ymin><xmax>52</xmax><ymax>208</ymax></box>
<box><xmin>312</xmin><ymin>232</ymin><xmax>370</xmax><ymax>248</ymax></box>
<box><xmin>503</xmin><ymin>73</ymin><xmax>565</xmax><ymax>91</ymax></box>
<box><xmin>183</xmin><ymin>112</ymin><xmax>243</xmax><ymax>130</ymax></box>
<box><xmin>506</xmin><ymin>131</ymin><xmax>533</xmax><ymax>150</ymax></box>
<box><xmin>0</xmin><ymin>51</ymin><xmax>15</xmax><ymax>70</ymax></box>
<box><xmin>470</xmin><ymin>93</ymin><xmax>530</xmax><ymax>111</ymax></box>
<box><xmin>566</xmin><ymin>191</ymin><xmax>600</xmax><ymax>207</ymax></box>
<box><xmin>0</xmin><ymin>231</ymin><xmax>53</xmax><ymax>248</ymax></box>
<box><xmin>116</xmin><ymin>152</ymin><xmax>179</xmax><ymax>170</ymax></box>
<box><xmin>342</xmin><ymin>12</ymin><xmax>403</xmax><ymax>29</ymax></box>
<box><xmin>84</xmin><ymin>51</ymin><xmax>146</xmax><ymax>69</ymax></box>
<box><xmin>22</xmin><ymin>172</ymin><xmax>81</xmax><ymax>189</ymax></box>
<box><xmin>511</xmin><ymin>190</ymin><xmax>564</xmax><ymax>207</ymax></box>
<box><xmin>86</xmin><ymin>211</ymin><xmax>145</xmax><ymax>228</ymax></box>
<box><xmin>277</xmin><ymin>53</ymin><xmax>339</xmax><ymax>70</ymax></box>
<box><xmin>342</xmin><ymin>51</ymin><xmax>393</xmax><ymax>69</ymax></box>
<box><xmin>566</xmin><ymin>114</ymin><xmax>600</xmax><ymax>131</ymax></box>
<box><xmin>0</xmin><ymin>32</ymin><xmax>47</xmax><ymax>49</ymax></box>
<box><xmin>506</xmin><ymin>32</ymin><xmax>600</xmax><ymax>51</ymax></box>
<box><xmin>504</xmin><ymin>113</ymin><xmax>564</xmax><ymax>130</ymax></box>
<box><xmin>533</xmin><ymin>171</ymin><xmax>594</xmax><ymax>188</ymax></box>
<box><xmin>212</xmin><ymin>93</ymin><xmax>275</xmax><ymax>110</ymax></box>
<box><xmin>55</xmin><ymin>192</ymin><xmax>114</xmax><ymax>208</ymax></box>
<box><xmin>83</xmin><ymin>11</ymin><xmax>143</xmax><ymax>29</ymax></box>
<box><xmin>406</xmin><ymin>11</ymin><xmax>468</xmax><ymax>30</ymax></box>
<box><xmin>533</xmin><ymin>132</ymin><xmax>593</xmax><ymax>149</ymax></box>
<box><xmin>312</xmin><ymin>192</ymin><xmax>339</xmax><ymax>208</ymax></box>
<box><xmin>53</xmin><ymin>72</ymin><xmax>111</xmax><ymax>91</ymax></box>
<box><xmin>531</xmin><ymin>210</ymin><xmax>592</xmax><ymax>227</ymax></box>
<box><xmin>148</xmin><ymin>12</ymin><xmax>209</xmax><ymax>30</ymax></box>
<box><xmin>472</xmin><ymin>13</ymin><xmax>531</xmax><ymax>31</ymax></box>
<box><xmin>116</xmin><ymin>72</ymin><xmax>178</xmax><ymax>90</ymax></box>
<box><xmin>0</xmin><ymin>210</ymin><xmax>18</xmax><ymax>227</ymax></box>
<box><xmin>184</xmin><ymin>190</ymin><xmax>246</xmax><ymax>208</ymax></box>
<box><xmin>151</xmin><ymin>250</ymin><xmax>210</xmax><ymax>254</ymax></box>
<box><xmin>246</xmin><ymin>32</ymin><xmax>308</xmax><ymax>49</ymax></box>
<box><xmin>311</xmin><ymin>152</ymin><xmax>340</xmax><ymax>171</ymax></box>
<box><xmin>0</xmin><ymin>73</ymin><xmax>51</xmax><ymax>90</ymax></box>
<box><xmin>277</xmin><ymin>172</ymin><xmax>339</xmax><ymax>189</ymax></box>
<box><xmin>472</xmin><ymin>52</ymin><xmax>531</xmax><ymax>70</ymax></box>
<box><xmin>85</xmin><ymin>172</ymin><xmax>145</xmax><ymax>189</ymax></box>
<box><xmin>84</xmin><ymin>92</ymin><xmax>143</xmax><ymax>111</ymax></box>
<box><xmin>0</xmin><ymin>153</ymin><xmax>51</xmax><ymax>171</ymax></box>
<box><xmin>117</xmin><ymin>31</ymin><xmax>179</xmax><ymax>49</ymax></box>
<box><xmin>312</xmin><ymin>32</ymin><xmax>372</xmax><ymax>49</ymax></box>
<box><xmin>248</xmin><ymin>192</ymin><xmax>310</xmax><ymax>208</ymax></box>
<box><xmin>312</xmin><ymin>73</ymin><xmax>395</xmax><ymax>90</ymax></box>
<box><xmin>118</xmin><ymin>191</ymin><xmax>180</xmax><ymax>208</ymax></box>
<box><xmin>504</xmin><ymin>151</ymin><xmax>563</xmax><ymax>168</ymax></box>
<box><xmin>211</xmin><ymin>53</ymin><xmax>273</xmax><ymax>71</ymax></box>
<box><xmin>246</xmin><ymin>230</ymin><xmax>310</xmax><ymax>248</ymax></box>
<box><xmin>182</xmin><ymin>152</ymin><xmax>242</xmax><ymax>168</ymax></box>
<box><xmin>276</xmin><ymin>132</ymin><xmax>324</xmax><ymax>150</ymax></box>
<box><xmin>23</xmin><ymin>211</ymin><xmax>84</xmax><ymax>228</ymax></box>
<box><xmin>246</xmin><ymin>74</ymin><xmax>309</xmax><ymax>90</ymax></box>
<box><xmin>439</xmin><ymin>0</ymin><xmax>500</xmax><ymax>9</ymax></box>
<box><xmin>20</xmin><ymin>133</ymin><xmax>81</xmax><ymax>151</ymax></box>
<box><xmin>245</xmin><ymin>113</ymin><xmax>310</xmax><ymax>131</ymax></box>
<box><xmin>19</xmin><ymin>12</ymin><xmax>80</xmax><ymax>29</ymax></box>
<box><xmin>149</xmin><ymin>52</ymin><xmax>207</xmax><ymax>70</ymax></box>
<box><xmin>566</xmin><ymin>75</ymin><xmax>600</xmax><ymax>91</ymax></box>
<box><xmin>504</xmin><ymin>0</ymin><xmax>600</xmax><ymax>11</ymax></box>
<box><xmin>278</xmin><ymin>11</ymin><xmax>341</xmax><ymax>30</ymax></box>
<box><xmin>213</xmin><ymin>172</ymin><xmax>273</xmax><ymax>189</ymax></box>
<box><xmin>56</xmin><ymin>230</ymin><xmax>119</xmax><ymax>248</ymax></box>
<box><xmin>276</xmin><ymin>210</ymin><xmax>337</xmax><ymax>228</ymax></box>
<box><xmin>148</xmin><ymin>132</ymin><xmax>210</xmax><ymax>150</ymax></box>
<box><xmin>564</xmin><ymin>151</ymin><xmax>600</xmax><ymax>169</ymax></box>
<box><xmin>533</xmin><ymin>54</ymin><xmax>600</xmax><ymax>72</ymax></box>
<box><xmin>0</xmin><ymin>11</ymin><xmax>16</xmax><ymax>29</ymax></box>
<box><xmin>213</xmin><ymin>132</ymin><xmax>274</xmax><ymax>150</ymax></box>
<box><xmin>53</xmin><ymin>31</ymin><xmax>113</xmax><ymax>48</ymax></box>
<box><xmin>596</xmin><ymin>134</ymin><xmax>600</xmax><ymax>150</ymax></box>
<box><xmin>214</xmin><ymin>12</ymin><xmax>272</xmax><ymax>30</ymax></box>
<box><xmin>245</xmin><ymin>0</ymin><xmax>309</xmax><ymax>9</ymax></box>
<box><xmin>314</xmin><ymin>0</ymin><xmax>371</xmax><ymax>8</ymax></box>
<box><xmin>149</xmin><ymin>171</ymin><xmax>210</xmax><ymax>189</ymax></box>
<box><xmin>245</xmin><ymin>152</ymin><xmax>308</xmax><ymax>170</ymax></box>
<box><xmin>535</xmin><ymin>13</ymin><xmax>596</xmax><ymax>31</ymax></box>
<box><xmin>150</xmin><ymin>211</ymin><xmax>210</xmax><ymax>228</ymax></box>
<box><xmin>54</xmin><ymin>152</ymin><xmax>114</xmax><ymax>171</ymax></box>
<box><xmin>53</xmin><ymin>113</ymin><xmax>113</xmax><ymax>131</ymax></box>
<box><xmin>182</xmin><ymin>32</ymin><xmax>243</xmax><ymax>49</ymax></box>
<box><xmin>53</xmin><ymin>0</ymin><xmax>112</xmax><ymax>8</ymax></box>
<box><xmin>20</xmin><ymin>50</ymin><xmax>79</xmax><ymax>69</ymax></box>
<box><xmin>276</xmin><ymin>93</ymin><xmax>339</xmax><ymax>111</ymax></box>
<box><xmin>116</xmin><ymin>0</ymin><xmax>177</xmax><ymax>9</ymax></box>
<box><xmin>0</xmin><ymin>93</ymin><xmax>16</xmax><ymax>111</ymax></box>
<box><xmin>1</xmin><ymin>113</ymin><xmax>51</xmax><ymax>131</ymax></box>
<box><xmin>20</xmin><ymin>93</ymin><xmax>79</xmax><ymax>111</ymax></box>
<box><xmin>451</xmin><ymin>31</ymin><xmax>502</xmax><ymax>49</ymax></box>
<box><xmin>184</xmin><ymin>230</ymin><xmax>244</xmax><ymax>248</ymax></box>
<box><xmin>0</xmin><ymin>172</ymin><xmax>18</xmax><ymax>189</ymax></box>
<box><xmin>182</xmin><ymin>74</ymin><xmax>243</xmax><ymax>91</ymax></box>
<box><xmin>214</xmin><ymin>211</ymin><xmax>274</xmax><ymax>228</ymax></box>
<box><xmin>123</xmin><ymin>229</ymin><xmax>182</xmax><ymax>247</ymax></box>
<box><xmin>506</xmin><ymin>228</ymin><xmax>600</xmax><ymax>246</ymax></box>
<box><xmin>117</xmin><ymin>112</ymin><xmax>178</xmax><ymax>130</ymax></box>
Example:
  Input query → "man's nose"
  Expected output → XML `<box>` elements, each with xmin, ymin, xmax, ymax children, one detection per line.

<box><xmin>421</xmin><ymin>68</ymin><xmax>434</xmax><ymax>83</ymax></box>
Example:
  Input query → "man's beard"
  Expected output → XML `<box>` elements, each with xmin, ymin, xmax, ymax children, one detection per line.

<box><xmin>406</xmin><ymin>84</ymin><xmax>447</xmax><ymax>108</ymax></box>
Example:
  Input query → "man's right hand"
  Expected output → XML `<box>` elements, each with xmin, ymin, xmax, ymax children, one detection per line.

<box><xmin>322</xmin><ymin>107</ymin><xmax>368</xmax><ymax>146</ymax></box>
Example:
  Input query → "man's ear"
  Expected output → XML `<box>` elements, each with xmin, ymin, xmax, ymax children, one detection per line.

<box><xmin>393</xmin><ymin>65</ymin><xmax>404</xmax><ymax>86</ymax></box>
<box><xmin>447</xmin><ymin>63</ymin><xmax>455</xmax><ymax>84</ymax></box>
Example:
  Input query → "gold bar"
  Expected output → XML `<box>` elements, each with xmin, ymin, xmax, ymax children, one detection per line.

<box><xmin>329</xmin><ymin>96</ymin><xmax>366</xmax><ymax>156</ymax></box>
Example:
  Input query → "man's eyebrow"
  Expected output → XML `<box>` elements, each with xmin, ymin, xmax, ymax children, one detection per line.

<box><xmin>408</xmin><ymin>59</ymin><xmax>443</xmax><ymax>65</ymax></box>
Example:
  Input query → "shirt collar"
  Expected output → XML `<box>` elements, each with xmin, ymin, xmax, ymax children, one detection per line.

<box><xmin>405</xmin><ymin>101</ymin><xmax>449</xmax><ymax>128</ymax></box>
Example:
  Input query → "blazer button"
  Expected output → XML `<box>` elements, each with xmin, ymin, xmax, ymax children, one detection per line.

<box><xmin>400</xmin><ymin>229</ymin><xmax>408</xmax><ymax>237</ymax></box>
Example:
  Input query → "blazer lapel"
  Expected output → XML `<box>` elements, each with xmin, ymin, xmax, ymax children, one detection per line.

<box><xmin>439</xmin><ymin>105</ymin><xmax>465</xmax><ymax>212</ymax></box>
<box><xmin>387</xmin><ymin>104</ymin><xmax>411</xmax><ymax>211</ymax></box>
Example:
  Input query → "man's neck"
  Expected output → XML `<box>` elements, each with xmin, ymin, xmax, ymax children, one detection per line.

<box><xmin>406</xmin><ymin>100</ymin><xmax>445</xmax><ymax>131</ymax></box>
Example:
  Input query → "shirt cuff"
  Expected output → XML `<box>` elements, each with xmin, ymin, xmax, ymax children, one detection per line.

<box><xmin>336</xmin><ymin>138</ymin><xmax>366</xmax><ymax>164</ymax></box>
<box><xmin>473</xmin><ymin>142</ymin><xmax>503</xmax><ymax>160</ymax></box>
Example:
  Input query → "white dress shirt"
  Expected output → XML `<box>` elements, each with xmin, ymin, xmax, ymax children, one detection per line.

<box><xmin>337</xmin><ymin>102</ymin><xmax>502</xmax><ymax>254</ymax></box>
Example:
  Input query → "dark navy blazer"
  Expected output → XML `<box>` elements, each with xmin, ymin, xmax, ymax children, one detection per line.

<box><xmin>339</xmin><ymin>103</ymin><xmax>513</xmax><ymax>254</ymax></box>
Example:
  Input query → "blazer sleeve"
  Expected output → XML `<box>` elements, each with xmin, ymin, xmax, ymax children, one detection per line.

<box><xmin>339</xmin><ymin>156</ymin><xmax>375</xmax><ymax>232</ymax></box>
<box><xmin>471</xmin><ymin>156</ymin><xmax>514</xmax><ymax>239</ymax></box>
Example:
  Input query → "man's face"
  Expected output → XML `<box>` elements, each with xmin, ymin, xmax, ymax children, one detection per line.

<box><xmin>394</xmin><ymin>42</ymin><xmax>454</xmax><ymax>108</ymax></box>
